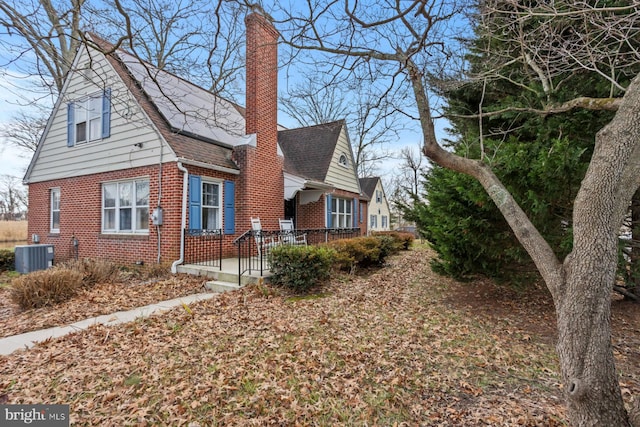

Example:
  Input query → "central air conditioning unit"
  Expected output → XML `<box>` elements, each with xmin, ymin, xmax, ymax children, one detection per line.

<box><xmin>14</xmin><ymin>244</ymin><xmax>55</xmax><ymax>274</ymax></box>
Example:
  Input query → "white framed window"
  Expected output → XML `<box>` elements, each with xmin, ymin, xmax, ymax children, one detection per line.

<box><xmin>67</xmin><ymin>89</ymin><xmax>110</xmax><ymax>147</ymax></box>
<box><xmin>75</xmin><ymin>93</ymin><xmax>103</xmax><ymax>143</ymax></box>
<box><xmin>102</xmin><ymin>179</ymin><xmax>149</xmax><ymax>233</ymax></box>
<box><xmin>331</xmin><ymin>197</ymin><xmax>353</xmax><ymax>228</ymax></box>
<box><xmin>370</xmin><ymin>214</ymin><xmax>377</xmax><ymax>228</ymax></box>
<box><xmin>376</xmin><ymin>190</ymin><xmax>382</xmax><ymax>203</ymax></box>
<box><xmin>50</xmin><ymin>188</ymin><xmax>60</xmax><ymax>233</ymax></box>
<box><xmin>382</xmin><ymin>215</ymin><xmax>388</xmax><ymax>228</ymax></box>
<box><xmin>338</xmin><ymin>153</ymin><xmax>348</xmax><ymax>167</ymax></box>
<box><xmin>202</xmin><ymin>181</ymin><xmax>221</xmax><ymax>230</ymax></box>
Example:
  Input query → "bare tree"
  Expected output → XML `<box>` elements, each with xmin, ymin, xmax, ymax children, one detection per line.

<box><xmin>0</xmin><ymin>0</ymin><xmax>247</xmax><ymax>169</ymax></box>
<box><xmin>0</xmin><ymin>0</ymin><xmax>85</xmax><ymax>94</ymax></box>
<box><xmin>94</xmin><ymin>0</ymin><xmax>246</xmax><ymax>101</ymax></box>
<box><xmin>281</xmin><ymin>75</ymin><xmax>402</xmax><ymax>176</ymax></box>
<box><xmin>399</xmin><ymin>144</ymin><xmax>425</xmax><ymax>198</ymax></box>
<box><xmin>0</xmin><ymin>174</ymin><xmax>27</xmax><ymax>220</ymax></box>
<box><xmin>1</xmin><ymin>108</ymin><xmax>48</xmax><ymax>153</ymax></box>
<box><xmin>267</xmin><ymin>0</ymin><xmax>640</xmax><ymax>424</ymax></box>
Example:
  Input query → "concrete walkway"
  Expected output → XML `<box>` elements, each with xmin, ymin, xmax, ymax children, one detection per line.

<box><xmin>0</xmin><ymin>292</ymin><xmax>218</xmax><ymax>356</ymax></box>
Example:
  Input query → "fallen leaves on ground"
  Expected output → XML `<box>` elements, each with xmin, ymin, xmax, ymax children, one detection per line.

<box><xmin>0</xmin><ymin>275</ymin><xmax>204</xmax><ymax>338</ymax></box>
<box><xmin>2</xmin><ymin>245</ymin><xmax>640</xmax><ymax>425</ymax></box>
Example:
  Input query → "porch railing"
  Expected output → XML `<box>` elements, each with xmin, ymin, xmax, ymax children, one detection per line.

<box><xmin>233</xmin><ymin>227</ymin><xmax>361</xmax><ymax>285</ymax></box>
<box><xmin>183</xmin><ymin>228</ymin><xmax>223</xmax><ymax>269</ymax></box>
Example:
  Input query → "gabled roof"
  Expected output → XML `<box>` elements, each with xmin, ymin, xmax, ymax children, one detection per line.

<box><xmin>89</xmin><ymin>34</ymin><xmax>240</xmax><ymax>171</ymax></box>
<box><xmin>359</xmin><ymin>177</ymin><xmax>381</xmax><ymax>200</ymax></box>
<box><xmin>278</xmin><ymin>120</ymin><xmax>345</xmax><ymax>181</ymax></box>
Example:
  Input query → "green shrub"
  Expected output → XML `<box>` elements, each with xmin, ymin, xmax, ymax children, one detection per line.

<box><xmin>0</xmin><ymin>249</ymin><xmax>14</xmax><ymax>272</ymax></box>
<box><xmin>371</xmin><ymin>231</ymin><xmax>415</xmax><ymax>251</ymax></box>
<box><xmin>268</xmin><ymin>245</ymin><xmax>335</xmax><ymax>291</ymax></box>
<box><xmin>58</xmin><ymin>258</ymin><xmax>121</xmax><ymax>288</ymax></box>
<box><xmin>10</xmin><ymin>267</ymin><xmax>84</xmax><ymax>309</ymax></box>
<box><xmin>374</xmin><ymin>234</ymin><xmax>398</xmax><ymax>260</ymax></box>
<box><xmin>326</xmin><ymin>236</ymin><xmax>386</xmax><ymax>272</ymax></box>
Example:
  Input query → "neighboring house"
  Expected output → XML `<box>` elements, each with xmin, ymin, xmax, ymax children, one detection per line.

<box><xmin>359</xmin><ymin>177</ymin><xmax>391</xmax><ymax>233</ymax></box>
<box><xmin>23</xmin><ymin>12</ymin><xmax>365</xmax><ymax>269</ymax></box>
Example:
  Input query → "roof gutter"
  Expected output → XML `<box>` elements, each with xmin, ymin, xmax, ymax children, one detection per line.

<box><xmin>176</xmin><ymin>157</ymin><xmax>240</xmax><ymax>175</ymax></box>
<box><xmin>171</xmin><ymin>161</ymin><xmax>189</xmax><ymax>273</ymax></box>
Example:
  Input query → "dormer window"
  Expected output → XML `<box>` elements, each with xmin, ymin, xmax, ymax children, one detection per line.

<box><xmin>338</xmin><ymin>153</ymin><xmax>348</xmax><ymax>167</ymax></box>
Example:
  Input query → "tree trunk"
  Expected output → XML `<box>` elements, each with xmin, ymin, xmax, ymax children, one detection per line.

<box><xmin>630</xmin><ymin>190</ymin><xmax>640</xmax><ymax>297</ymax></box>
<box><xmin>544</xmin><ymin>71</ymin><xmax>640</xmax><ymax>425</ymax></box>
<box><xmin>558</xmin><ymin>251</ymin><xmax>630</xmax><ymax>426</ymax></box>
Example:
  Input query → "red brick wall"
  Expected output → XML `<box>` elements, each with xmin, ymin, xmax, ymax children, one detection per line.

<box><xmin>297</xmin><ymin>195</ymin><xmax>326</xmax><ymax>229</ymax></box>
<box><xmin>27</xmin><ymin>163</ymin><xmax>243</xmax><ymax>265</ymax></box>
<box><xmin>182</xmin><ymin>164</ymin><xmax>239</xmax><ymax>258</ymax></box>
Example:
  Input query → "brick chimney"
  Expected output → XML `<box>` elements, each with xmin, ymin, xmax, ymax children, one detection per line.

<box><xmin>246</xmin><ymin>11</ymin><xmax>279</xmax><ymax>157</ymax></box>
<box><xmin>235</xmin><ymin>11</ymin><xmax>284</xmax><ymax>231</ymax></box>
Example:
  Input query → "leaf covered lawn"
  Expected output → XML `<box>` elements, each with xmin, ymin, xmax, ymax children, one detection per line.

<box><xmin>2</xmin><ymin>245</ymin><xmax>627</xmax><ymax>426</ymax></box>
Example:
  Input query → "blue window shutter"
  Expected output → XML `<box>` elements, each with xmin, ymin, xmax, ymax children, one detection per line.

<box><xmin>326</xmin><ymin>194</ymin><xmax>333</xmax><ymax>228</ymax></box>
<box><xmin>359</xmin><ymin>202</ymin><xmax>364</xmax><ymax>223</ymax></box>
<box><xmin>188</xmin><ymin>175</ymin><xmax>201</xmax><ymax>229</ymax></box>
<box><xmin>102</xmin><ymin>88</ymin><xmax>111</xmax><ymax>138</ymax></box>
<box><xmin>67</xmin><ymin>103</ymin><xmax>75</xmax><ymax>147</ymax></box>
<box><xmin>223</xmin><ymin>180</ymin><xmax>235</xmax><ymax>234</ymax></box>
<box><xmin>353</xmin><ymin>198</ymin><xmax>358</xmax><ymax>227</ymax></box>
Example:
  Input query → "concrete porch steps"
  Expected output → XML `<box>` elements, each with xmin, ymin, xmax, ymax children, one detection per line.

<box><xmin>176</xmin><ymin>257</ymin><xmax>272</xmax><ymax>292</ymax></box>
<box><xmin>203</xmin><ymin>280</ymin><xmax>242</xmax><ymax>293</ymax></box>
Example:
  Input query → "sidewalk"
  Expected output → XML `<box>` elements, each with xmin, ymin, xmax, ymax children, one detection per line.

<box><xmin>0</xmin><ymin>292</ymin><xmax>218</xmax><ymax>356</ymax></box>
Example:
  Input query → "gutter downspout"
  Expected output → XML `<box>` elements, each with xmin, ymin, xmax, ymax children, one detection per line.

<box><xmin>171</xmin><ymin>161</ymin><xmax>189</xmax><ymax>273</ymax></box>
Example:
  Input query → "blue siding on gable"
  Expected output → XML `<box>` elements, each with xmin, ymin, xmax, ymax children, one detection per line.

<box><xmin>188</xmin><ymin>175</ymin><xmax>202</xmax><ymax>229</ymax></box>
<box><xmin>224</xmin><ymin>180</ymin><xmax>235</xmax><ymax>234</ymax></box>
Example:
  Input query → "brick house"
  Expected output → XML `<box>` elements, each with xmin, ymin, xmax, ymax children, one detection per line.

<box><xmin>23</xmin><ymin>12</ymin><xmax>366</xmax><ymax>270</ymax></box>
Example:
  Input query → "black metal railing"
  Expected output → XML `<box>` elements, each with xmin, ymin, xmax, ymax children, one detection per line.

<box><xmin>183</xmin><ymin>228</ymin><xmax>223</xmax><ymax>269</ymax></box>
<box><xmin>233</xmin><ymin>227</ymin><xmax>361</xmax><ymax>285</ymax></box>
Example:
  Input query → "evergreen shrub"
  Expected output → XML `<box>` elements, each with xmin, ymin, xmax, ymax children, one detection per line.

<box><xmin>268</xmin><ymin>245</ymin><xmax>335</xmax><ymax>291</ymax></box>
<box><xmin>0</xmin><ymin>249</ymin><xmax>14</xmax><ymax>271</ymax></box>
<box><xmin>326</xmin><ymin>236</ymin><xmax>387</xmax><ymax>272</ymax></box>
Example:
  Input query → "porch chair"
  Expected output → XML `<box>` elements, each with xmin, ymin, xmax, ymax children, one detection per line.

<box><xmin>251</xmin><ymin>217</ymin><xmax>280</xmax><ymax>257</ymax></box>
<box><xmin>278</xmin><ymin>218</ymin><xmax>307</xmax><ymax>246</ymax></box>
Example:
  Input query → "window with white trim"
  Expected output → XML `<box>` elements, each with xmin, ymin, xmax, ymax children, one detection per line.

<box><xmin>331</xmin><ymin>197</ymin><xmax>352</xmax><ymax>228</ymax></box>
<box><xmin>370</xmin><ymin>214</ymin><xmax>377</xmax><ymax>228</ymax></box>
<box><xmin>102</xmin><ymin>179</ymin><xmax>149</xmax><ymax>233</ymax></box>
<box><xmin>75</xmin><ymin>93</ymin><xmax>103</xmax><ymax>143</ymax></box>
<box><xmin>338</xmin><ymin>153</ymin><xmax>348</xmax><ymax>167</ymax></box>
<box><xmin>376</xmin><ymin>190</ymin><xmax>382</xmax><ymax>203</ymax></box>
<box><xmin>50</xmin><ymin>188</ymin><xmax>60</xmax><ymax>233</ymax></box>
<box><xmin>202</xmin><ymin>181</ymin><xmax>221</xmax><ymax>230</ymax></box>
<box><xmin>67</xmin><ymin>89</ymin><xmax>111</xmax><ymax>146</ymax></box>
<box><xmin>382</xmin><ymin>215</ymin><xmax>388</xmax><ymax>228</ymax></box>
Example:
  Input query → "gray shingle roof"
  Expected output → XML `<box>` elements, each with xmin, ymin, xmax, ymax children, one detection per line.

<box><xmin>359</xmin><ymin>177</ymin><xmax>380</xmax><ymax>199</ymax></box>
<box><xmin>278</xmin><ymin>120</ymin><xmax>345</xmax><ymax>181</ymax></box>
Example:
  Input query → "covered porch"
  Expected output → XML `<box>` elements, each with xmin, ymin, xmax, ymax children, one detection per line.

<box><xmin>176</xmin><ymin>227</ymin><xmax>361</xmax><ymax>288</ymax></box>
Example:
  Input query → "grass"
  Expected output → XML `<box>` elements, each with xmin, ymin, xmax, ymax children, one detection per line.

<box><xmin>0</xmin><ymin>220</ymin><xmax>28</xmax><ymax>243</ymax></box>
